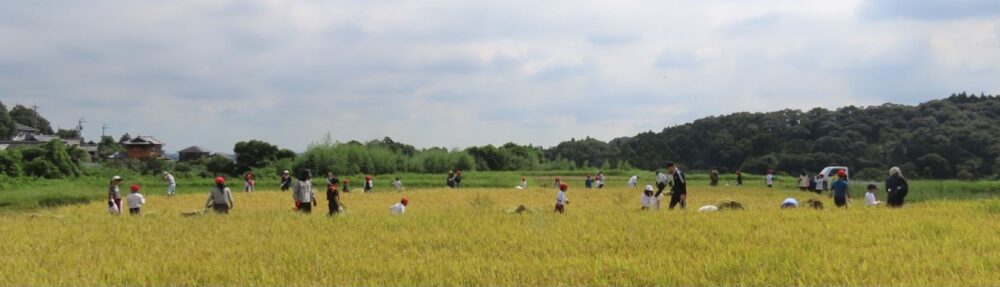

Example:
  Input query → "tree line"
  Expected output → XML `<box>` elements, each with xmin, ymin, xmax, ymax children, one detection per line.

<box><xmin>2</xmin><ymin>93</ymin><xmax>999</xmax><ymax>179</ymax></box>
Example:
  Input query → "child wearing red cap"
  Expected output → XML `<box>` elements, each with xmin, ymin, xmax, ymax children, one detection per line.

<box><xmin>555</xmin><ymin>183</ymin><xmax>569</xmax><ymax>213</ymax></box>
<box><xmin>830</xmin><ymin>170</ymin><xmax>851</xmax><ymax>208</ymax></box>
<box><xmin>364</xmin><ymin>175</ymin><xmax>374</xmax><ymax>193</ymax></box>
<box><xmin>206</xmin><ymin>177</ymin><xmax>234</xmax><ymax>214</ymax></box>
<box><xmin>390</xmin><ymin>197</ymin><xmax>408</xmax><ymax>215</ymax></box>
<box><xmin>125</xmin><ymin>184</ymin><xmax>146</xmax><ymax>215</ymax></box>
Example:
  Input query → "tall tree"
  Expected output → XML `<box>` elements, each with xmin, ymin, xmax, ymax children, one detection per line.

<box><xmin>9</xmin><ymin>104</ymin><xmax>54</xmax><ymax>134</ymax></box>
<box><xmin>0</xmin><ymin>100</ymin><xmax>14</xmax><ymax>140</ymax></box>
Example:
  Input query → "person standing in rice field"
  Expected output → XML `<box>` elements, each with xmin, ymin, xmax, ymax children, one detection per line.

<box><xmin>125</xmin><ymin>184</ymin><xmax>146</xmax><ymax>215</ymax></box>
<box><xmin>656</xmin><ymin>171</ymin><xmax>668</xmax><ymax>194</ymax></box>
<box><xmin>736</xmin><ymin>171</ymin><xmax>744</xmax><ymax>187</ymax></box>
<box><xmin>163</xmin><ymin>172</ymin><xmax>176</xmax><ymax>197</ymax></box>
<box><xmin>454</xmin><ymin>170</ymin><xmax>463</xmax><ymax>189</ymax></box>
<box><xmin>555</xmin><ymin>183</ymin><xmax>569</xmax><ymax>213</ymax></box>
<box><xmin>765</xmin><ymin>169</ymin><xmax>776</xmax><ymax>188</ymax></box>
<box><xmin>364</xmin><ymin>175</ymin><xmax>374</xmax><ymax>193</ymax></box>
<box><xmin>659</xmin><ymin>162</ymin><xmax>686</xmax><ymax>210</ymax></box>
<box><xmin>798</xmin><ymin>171</ymin><xmax>811</xmax><ymax>191</ymax></box>
<box><xmin>886</xmin><ymin>167</ymin><xmax>909</xmax><ymax>208</ymax></box>
<box><xmin>447</xmin><ymin>171</ymin><xmax>456</xmax><ymax>188</ymax></box>
<box><xmin>553</xmin><ymin>176</ymin><xmax>562</xmax><ymax>190</ymax></box>
<box><xmin>327</xmin><ymin>182</ymin><xmax>343</xmax><ymax>216</ymax></box>
<box><xmin>280</xmin><ymin>170</ymin><xmax>293</xmax><ymax>192</ymax></box>
<box><xmin>342</xmin><ymin>179</ymin><xmax>351</xmax><ymax>193</ymax></box>
<box><xmin>293</xmin><ymin>170</ymin><xmax>317</xmax><ymax>214</ymax></box>
<box><xmin>392</xmin><ymin>177</ymin><xmax>403</xmax><ymax>190</ymax></box>
<box><xmin>205</xmin><ymin>177</ymin><xmax>234</xmax><ymax>214</ymax></box>
<box><xmin>108</xmin><ymin>175</ymin><xmax>123</xmax><ymax>215</ymax></box>
<box><xmin>709</xmin><ymin>169</ymin><xmax>720</xmax><ymax>186</ymax></box>
<box><xmin>585</xmin><ymin>175</ymin><xmax>593</xmax><ymax>189</ymax></box>
<box><xmin>830</xmin><ymin>170</ymin><xmax>851</xmax><ymax>208</ymax></box>
<box><xmin>244</xmin><ymin>171</ymin><xmax>255</xmax><ymax>192</ymax></box>
<box><xmin>520</xmin><ymin>176</ymin><xmax>528</xmax><ymax>190</ymax></box>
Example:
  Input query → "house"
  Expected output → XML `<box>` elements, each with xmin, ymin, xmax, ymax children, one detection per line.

<box><xmin>12</xmin><ymin>123</ymin><xmax>39</xmax><ymax>141</ymax></box>
<box><xmin>178</xmin><ymin>146</ymin><xmax>211</xmax><ymax>161</ymax></box>
<box><xmin>121</xmin><ymin>136</ymin><xmax>165</xmax><ymax>159</ymax></box>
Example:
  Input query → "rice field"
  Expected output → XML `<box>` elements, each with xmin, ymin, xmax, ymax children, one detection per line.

<box><xmin>1</xmin><ymin>183</ymin><xmax>998</xmax><ymax>286</ymax></box>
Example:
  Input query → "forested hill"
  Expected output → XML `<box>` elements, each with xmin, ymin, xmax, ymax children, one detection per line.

<box><xmin>563</xmin><ymin>92</ymin><xmax>999</xmax><ymax>179</ymax></box>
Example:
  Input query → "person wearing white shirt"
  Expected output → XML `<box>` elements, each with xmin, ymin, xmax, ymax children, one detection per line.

<box><xmin>656</xmin><ymin>171</ymin><xmax>669</xmax><ymax>196</ymax></box>
<box><xmin>765</xmin><ymin>170</ymin><xmax>775</xmax><ymax>188</ymax></box>
<box><xmin>163</xmin><ymin>172</ymin><xmax>176</xmax><ymax>197</ymax></box>
<box><xmin>555</xmin><ymin>183</ymin><xmax>569</xmax><ymax>213</ymax></box>
<box><xmin>520</xmin><ymin>177</ymin><xmax>528</xmax><ymax>190</ymax></box>
<box><xmin>390</xmin><ymin>197</ymin><xmax>409</xmax><ymax>215</ymax></box>
<box><xmin>627</xmin><ymin>175</ymin><xmax>638</xmax><ymax>188</ymax></box>
<box><xmin>392</xmin><ymin>178</ymin><xmax>403</xmax><ymax>190</ymax></box>
<box><xmin>641</xmin><ymin>185</ymin><xmax>655</xmax><ymax>210</ymax></box>
<box><xmin>293</xmin><ymin>170</ymin><xmax>317</xmax><ymax>214</ymax></box>
<box><xmin>865</xmin><ymin>184</ymin><xmax>882</xmax><ymax>206</ymax></box>
<box><xmin>125</xmin><ymin>184</ymin><xmax>146</xmax><ymax>215</ymax></box>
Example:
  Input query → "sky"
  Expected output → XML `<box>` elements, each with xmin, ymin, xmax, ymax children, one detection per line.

<box><xmin>2</xmin><ymin>0</ymin><xmax>999</xmax><ymax>153</ymax></box>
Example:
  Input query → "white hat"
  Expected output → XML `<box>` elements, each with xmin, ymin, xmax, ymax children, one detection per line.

<box><xmin>112</xmin><ymin>175</ymin><xmax>122</xmax><ymax>181</ymax></box>
<box><xmin>645</xmin><ymin>185</ymin><xmax>654</xmax><ymax>192</ymax></box>
<box><xmin>283</xmin><ymin>170</ymin><xmax>290</xmax><ymax>174</ymax></box>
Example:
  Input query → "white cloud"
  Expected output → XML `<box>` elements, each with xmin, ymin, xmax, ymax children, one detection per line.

<box><xmin>1</xmin><ymin>0</ymin><xmax>998</xmax><ymax>152</ymax></box>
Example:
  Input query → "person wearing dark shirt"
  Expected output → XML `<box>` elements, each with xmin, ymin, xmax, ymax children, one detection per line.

<box><xmin>280</xmin><ymin>170</ymin><xmax>292</xmax><ymax>192</ymax></box>
<box><xmin>454</xmin><ymin>171</ymin><xmax>463</xmax><ymax>189</ymax></box>
<box><xmin>830</xmin><ymin>170</ymin><xmax>851</xmax><ymax>208</ymax></box>
<box><xmin>657</xmin><ymin>162</ymin><xmax>687</xmax><ymax>210</ymax></box>
<box><xmin>736</xmin><ymin>171</ymin><xmax>743</xmax><ymax>187</ymax></box>
<box><xmin>885</xmin><ymin>167</ymin><xmax>909</xmax><ymax>208</ymax></box>
<box><xmin>585</xmin><ymin>175</ymin><xmax>593</xmax><ymax>189</ymax></box>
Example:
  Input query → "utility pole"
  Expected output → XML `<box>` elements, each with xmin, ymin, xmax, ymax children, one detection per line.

<box><xmin>31</xmin><ymin>104</ymin><xmax>39</xmax><ymax>129</ymax></box>
<box><xmin>77</xmin><ymin>118</ymin><xmax>86</xmax><ymax>134</ymax></box>
<box><xmin>102</xmin><ymin>124</ymin><xmax>109</xmax><ymax>137</ymax></box>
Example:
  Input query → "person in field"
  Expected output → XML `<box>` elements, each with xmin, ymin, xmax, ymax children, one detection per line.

<box><xmin>736</xmin><ymin>170</ymin><xmax>744</xmax><ymax>187</ymax></box>
<box><xmin>390</xmin><ymin>197</ymin><xmax>408</xmax><ymax>215</ymax></box>
<box><xmin>781</xmin><ymin>197</ymin><xmax>799</xmax><ymax>209</ymax></box>
<box><xmin>342</xmin><ymin>179</ymin><xmax>350</xmax><ymax>193</ymax></box>
<box><xmin>553</xmin><ymin>177</ymin><xmax>562</xmax><ymax>190</ymax></box>
<box><xmin>244</xmin><ymin>171</ymin><xmax>255</xmax><ymax>192</ymax></box>
<box><xmin>655</xmin><ymin>171</ymin><xmax>668</xmax><ymax>193</ymax></box>
<box><xmin>765</xmin><ymin>169</ymin><xmax>775</xmax><ymax>188</ymax></box>
<box><xmin>293</xmin><ymin>170</ymin><xmax>317</xmax><ymax>213</ymax></box>
<box><xmin>108</xmin><ymin>175</ymin><xmax>123</xmax><ymax>215</ymax></box>
<box><xmin>447</xmin><ymin>171</ymin><xmax>456</xmax><ymax>188</ymax></box>
<box><xmin>585</xmin><ymin>175</ymin><xmax>593</xmax><ymax>189</ymax></box>
<box><xmin>798</xmin><ymin>171</ymin><xmax>811</xmax><ymax>191</ymax></box>
<box><xmin>126</xmin><ymin>184</ymin><xmax>146</xmax><ymax>215</ymax></box>
<box><xmin>520</xmin><ymin>176</ymin><xmax>528</xmax><ymax>190</ymax></box>
<box><xmin>364</xmin><ymin>175</ymin><xmax>374</xmax><ymax>193</ymax></box>
<box><xmin>709</xmin><ymin>169</ymin><xmax>720</xmax><ymax>186</ymax></box>
<box><xmin>865</xmin><ymin>184</ymin><xmax>882</xmax><ymax>207</ymax></box>
<box><xmin>830</xmin><ymin>170</ymin><xmax>851</xmax><ymax>208</ymax></box>
<box><xmin>597</xmin><ymin>172</ymin><xmax>606</xmax><ymax>188</ymax></box>
<box><xmin>886</xmin><ymin>167</ymin><xmax>909</xmax><ymax>208</ymax></box>
<box><xmin>658</xmin><ymin>162</ymin><xmax>686</xmax><ymax>210</ymax></box>
<box><xmin>641</xmin><ymin>185</ymin><xmax>655</xmax><ymax>211</ymax></box>
<box><xmin>327</xmin><ymin>182</ymin><xmax>343</xmax><ymax>216</ymax></box>
<box><xmin>280</xmin><ymin>170</ymin><xmax>292</xmax><ymax>192</ymax></box>
<box><xmin>205</xmin><ymin>177</ymin><xmax>234</xmax><ymax>214</ymax></box>
<box><xmin>163</xmin><ymin>172</ymin><xmax>176</xmax><ymax>197</ymax></box>
<box><xmin>628</xmin><ymin>175</ymin><xmax>638</xmax><ymax>188</ymax></box>
<box><xmin>393</xmin><ymin>177</ymin><xmax>403</xmax><ymax>191</ymax></box>
<box><xmin>454</xmin><ymin>171</ymin><xmax>463</xmax><ymax>189</ymax></box>
<box><xmin>555</xmin><ymin>183</ymin><xmax>569</xmax><ymax>213</ymax></box>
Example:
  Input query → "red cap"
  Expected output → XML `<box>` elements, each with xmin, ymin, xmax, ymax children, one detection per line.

<box><xmin>343</xmin><ymin>179</ymin><xmax>349</xmax><ymax>184</ymax></box>
<box><xmin>215</xmin><ymin>176</ymin><xmax>225</xmax><ymax>184</ymax></box>
<box><xmin>129</xmin><ymin>184</ymin><xmax>140</xmax><ymax>192</ymax></box>
<box><xmin>559</xmin><ymin>183</ymin><xmax>568</xmax><ymax>191</ymax></box>
<box><xmin>365</xmin><ymin>175</ymin><xmax>372</xmax><ymax>180</ymax></box>
<box><xmin>401</xmin><ymin>197</ymin><xmax>409</xmax><ymax>206</ymax></box>
<box><xmin>837</xmin><ymin>170</ymin><xmax>847</xmax><ymax>177</ymax></box>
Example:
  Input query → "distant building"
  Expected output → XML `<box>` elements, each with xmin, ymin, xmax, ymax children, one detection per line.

<box><xmin>122</xmin><ymin>136</ymin><xmax>165</xmax><ymax>159</ymax></box>
<box><xmin>178</xmin><ymin>146</ymin><xmax>211</xmax><ymax>162</ymax></box>
<box><xmin>12</xmin><ymin>123</ymin><xmax>39</xmax><ymax>141</ymax></box>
